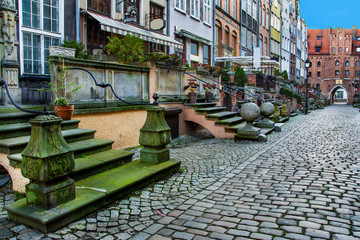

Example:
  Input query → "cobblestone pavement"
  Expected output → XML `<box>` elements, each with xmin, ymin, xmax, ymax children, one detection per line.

<box><xmin>1</xmin><ymin>105</ymin><xmax>360</xmax><ymax>239</ymax></box>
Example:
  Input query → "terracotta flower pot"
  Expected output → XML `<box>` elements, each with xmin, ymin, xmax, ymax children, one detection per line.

<box><xmin>54</xmin><ymin>105</ymin><xmax>74</xmax><ymax>120</ymax></box>
<box><xmin>188</xmin><ymin>92</ymin><xmax>197</xmax><ymax>103</ymax></box>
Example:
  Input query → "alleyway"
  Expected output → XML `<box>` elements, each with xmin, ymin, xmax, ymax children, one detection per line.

<box><xmin>1</xmin><ymin>105</ymin><xmax>360</xmax><ymax>240</ymax></box>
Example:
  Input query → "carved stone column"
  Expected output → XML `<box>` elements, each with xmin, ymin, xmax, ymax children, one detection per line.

<box><xmin>0</xmin><ymin>0</ymin><xmax>20</xmax><ymax>105</ymax></box>
<box><xmin>21</xmin><ymin>115</ymin><xmax>76</xmax><ymax>209</ymax></box>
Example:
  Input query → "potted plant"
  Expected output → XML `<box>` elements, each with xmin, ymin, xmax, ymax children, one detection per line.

<box><xmin>203</xmin><ymin>84</ymin><xmax>216</xmax><ymax>103</ymax></box>
<box><xmin>54</xmin><ymin>97</ymin><xmax>74</xmax><ymax>120</ymax></box>
<box><xmin>184</xmin><ymin>81</ymin><xmax>200</xmax><ymax>103</ymax></box>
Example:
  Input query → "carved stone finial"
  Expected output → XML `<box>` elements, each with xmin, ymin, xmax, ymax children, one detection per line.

<box><xmin>1</xmin><ymin>0</ymin><xmax>14</xmax><ymax>9</ymax></box>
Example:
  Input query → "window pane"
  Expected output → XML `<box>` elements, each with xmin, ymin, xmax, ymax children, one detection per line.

<box><xmin>191</xmin><ymin>41</ymin><xmax>198</xmax><ymax>55</ymax></box>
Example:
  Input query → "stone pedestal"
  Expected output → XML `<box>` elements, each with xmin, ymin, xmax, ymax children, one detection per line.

<box><xmin>0</xmin><ymin>2</ymin><xmax>21</xmax><ymax>105</ymax></box>
<box><xmin>21</xmin><ymin>115</ymin><xmax>75</xmax><ymax>209</ymax></box>
<box><xmin>281</xmin><ymin>101</ymin><xmax>288</xmax><ymax>117</ymax></box>
<box><xmin>272</xmin><ymin>102</ymin><xmax>280</xmax><ymax>122</ymax></box>
<box><xmin>139</xmin><ymin>106</ymin><xmax>171</xmax><ymax>164</ymax></box>
<box><xmin>257</xmin><ymin>102</ymin><xmax>275</xmax><ymax>128</ymax></box>
<box><xmin>236</xmin><ymin>103</ymin><xmax>264</xmax><ymax>141</ymax></box>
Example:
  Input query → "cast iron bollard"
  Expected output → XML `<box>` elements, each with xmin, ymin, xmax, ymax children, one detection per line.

<box><xmin>257</xmin><ymin>102</ymin><xmax>275</xmax><ymax>128</ymax></box>
<box><xmin>139</xmin><ymin>106</ymin><xmax>171</xmax><ymax>164</ymax></box>
<box><xmin>21</xmin><ymin>115</ymin><xmax>75</xmax><ymax>209</ymax></box>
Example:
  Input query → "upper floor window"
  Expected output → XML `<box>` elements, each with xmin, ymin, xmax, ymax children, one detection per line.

<box><xmin>175</xmin><ymin>0</ymin><xmax>185</xmax><ymax>12</ymax></box>
<box><xmin>23</xmin><ymin>0</ymin><xmax>40</xmax><ymax>29</ymax></box>
<box><xmin>316</xmin><ymin>36</ymin><xmax>321</xmax><ymax>40</ymax></box>
<box><xmin>317</xmin><ymin>61</ymin><xmax>321</xmax><ymax>67</ymax></box>
<box><xmin>216</xmin><ymin>0</ymin><xmax>220</xmax><ymax>6</ymax></box>
<box><xmin>346</xmin><ymin>61</ymin><xmax>350</xmax><ymax>67</ymax></box>
<box><xmin>88</xmin><ymin>0</ymin><xmax>110</xmax><ymax>15</ymax></box>
<box><xmin>335</xmin><ymin>70</ymin><xmax>339</xmax><ymax>76</ymax></box>
<box><xmin>203</xmin><ymin>45</ymin><xmax>210</xmax><ymax>64</ymax></box>
<box><xmin>356</xmin><ymin>70</ymin><xmax>360</xmax><ymax>76</ymax></box>
<box><xmin>346</xmin><ymin>47</ymin><xmax>349</xmax><ymax>53</ymax></box>
<box><xmin>225</xmin><ymin>0</ymin><xmax>229</xmax><ymax>13</ymax></box>
<box><xmin>203</xmin><ymin>0</ymin><xmax>211</xmax><ymax>25</ymax></box>
<box><xmin>190</xmin><ymin>0</ymin><xmax>200</xmax><ymax>19</ymax></box>
<box><xmin>335</xmin><ymin>60</ymin><xmax>339</xmax><ymax>66</ymax></box>
<box><xmin>339</xmin><ymin>47</ymin><xmax>342</xmax><ymax>52</ymax></box>
<box><xmin>317</xmin><ymin>71</ymin><xmax>321</xmax><ymax>77</ymax></box>
<box><xmin>233</xmin><ymin>0</ymin><xmax>236</xmax><ymax>18</ymax></box>
<box><xmin>345</xmin><ymin>70</ymin><xmax>349</xmax><ymax>76</ymax></box>
<box><xmin>191</xmin><ymin>40</ymin><xmax>199</xmax><ymax>55</ymax></box>
<box><xmin>315</xmin><ymin>47</ymin><xmax>320</xmax><ymax>52</ymax></box>
<box><xmin>23</xmin><ymin>0</ymin><xmax>59</xmax><ymax>32</ymax></box>
<box><xmin>356</xmin><ymin>61</ymin><xmax>360</xmax><ymax>67</ymax></box>
<box><xmin>332</xmin><ymin>47</ymin><xmax>335</xmax><ymax>52</ymax></box>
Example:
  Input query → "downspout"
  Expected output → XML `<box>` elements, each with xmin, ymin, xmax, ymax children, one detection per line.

<box><xmin>167</xmin><ymin>0</ymin><xmax>170</xmax><ymax>37</ymax></box>
<box><xmin>212</xmin><ymin>0</ymin><xmax>216</xmax><ymax>65</ymax></box>
<box><xmin>76</xmin><ymin>0</ymin><xmax>80</xmax><ymax>41</ymax></box>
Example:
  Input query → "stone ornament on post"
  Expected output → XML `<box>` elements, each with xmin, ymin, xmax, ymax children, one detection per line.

<box><xmin>236</xmin><ymin>102</ymin><xmax>266</xmax><ymax>141</ymax></box>
<box><xmin>281</xmin><ymin>101</ymin><xmax>288</xmax><ymax>117</ymax></box>
<box><xmin>272</xmin><ymin>102</ymin><xmax>280</xmax><ymax>122</ymax></box>
<box><xmin>21</xmin><ymin>115</ymin><xmax>75</xmax><ymax>209</ymax></box>
<box><xmin>139</xmin><ymin>106</ymin><xmax>171</xmax><ymax>164</ymax></box>
<box><xmin>257</xmin><ymin>102</ymin><xmax>275</xmax><ymax>128</ymax></box>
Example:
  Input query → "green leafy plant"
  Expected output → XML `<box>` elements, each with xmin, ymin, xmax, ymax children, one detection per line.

<box><xmin>62</xmin><ymin>40</ymin><xmax>88</xmax><ymax>59</ymax></box>
<box><xmin>221</xmin><ymin>67</ymin><xmax>230</xmax><ymax>84</ymax></box>
<box><xmin>104</xmin><ymin>34</ymin><xmax>144</xmax><ymax>64</ymax></box>
<box><xmin>54</xmin><ymin>97</ymin><xmax>69</xmax><ymax>106</ymax></box>
<box><xmin>234</xmin><ymin>66</ymin><xmax>248</xmax><ymax>87</ymax></box>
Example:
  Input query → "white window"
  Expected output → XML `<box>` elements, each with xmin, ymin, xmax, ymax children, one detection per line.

<box><xmin>252</xmin><ymin>1</ymin><xmax>257</xmax><ymax>21</ymax></box>
<box><xmin>262</xmin><ymin>9</ymin><xmax>265</xmax><ymax>26</ymax></box>
<box><xmin>233</xmin><ymin>0</ymin><xmax>236</xmax><ymax>18</ymax></box>
<box><xmin>216</xmin><ymin>0</ymin><xmax>220</xmax><ymax>6</ymax></box>
<box><xmin>175</xmin><ymin>0</ymin><xmax>185</xmax><ymax>12</ymax></box>
<box><xmin>225</xmin><ymin>0</ymin><xmax>229</xmax><ymax>13</ymax></box>
<box><xmin>203</xmin><ymin>0</ymin><xmax>211</xmax><ymax>25</ymax></box>
<box><xmin>253</xmin><ymin>33</ymin><xmax>256</xmax><ymax>49</ymax></box>
<box><xmin>241</xmin><ymin>27</ymin><xmax>246</xmax><ymax>47</ymax></box>
<box><xmin>21</xmin><ymin>0</ymin><xmax>61</xmax><ymax>74</ymax></box>
<box><xmin>190</xmin><ymin>0</ymin><xmax>200</xmax><ymax>19</ymax></box>
<box><xmin>260</xmin><ymin>39</ymin><xmax>263</xmax><ymax>55</ymax></box>
<box><xmin>247</xmin><ymin>0</ymin><xmax>251</xmax><ymax>13</ymax></box>
<box><xmin>242</xmin><ymin>0</ymin><xmax>246</xmax><ymax>10</ymax></box>
<box><xmin>266</xmin><ymin>12</ymin><xmax>269</xmax><ymax>29</ymax></box>
<box><xmin>247</xmin><ymin>30</ymin><xmax>252</xmax><ymax>49</ymax></box>
<box><xmin>346</xmin><ymin>47</ymin><xmax>349</xmax><ymax>53</ymax></box>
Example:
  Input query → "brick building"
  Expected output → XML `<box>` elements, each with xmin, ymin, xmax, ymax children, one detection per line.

<box><xmin>259</xmin><ymin>0</ymin><xmax>271</xmax><ymax>57</ymax></box>
<box><xmin>307</xmin><ymin>27</ymin><xmax>360</xmax><ymax>104</ymax></box>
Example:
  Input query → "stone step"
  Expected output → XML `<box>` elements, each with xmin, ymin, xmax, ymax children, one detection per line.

<box><xmin>0</xmin><ymin>128</ymin><xmax>97</xmax><ymax>155</ymax></box>
<box><xmin>225</xmin><ymin>122</ymin><xmax>246</xmax><ymax>133</ymax></box>
<box><xmin>205</xmin><ymin>111</ymin><xmax>237</xmax><ymax>120</ymax></box>
<box><xmin>6</xmin><ymin>158</ymin><xmax>181</xmax><ymax>232</ymax></box>
<box><xmin>216</xmin><ymin>116</ymin><xmax>244</xmax><ymax>126</ymax></box>
<box><xmin>8</xmin><ymin>138</ymin><xmax>115</xmax><ymax>168</ymax></box>
<box><xmin>0</xmin><ymin>120</ymin><xmax>80</xmax><ymax>140</ymax></box>
<box><xmin>195</xmin><ymin>107</ymin><xmax>227</xmax><ymax>114</ymax></box>
<box><xmin>186</xmin><ymin>103</ymin><xmax>217</xmax><ymax>108</ymax></box>
<box><xmin>0</xmin><ymin>112</ymin><xmax>37</xmax><ymax>125</ymax></box>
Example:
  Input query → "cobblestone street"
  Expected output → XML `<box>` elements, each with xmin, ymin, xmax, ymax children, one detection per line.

<box><xmin>1</xmin><ymin>104</ymin><xmax>360</xmax><ymax>239</ymax></box>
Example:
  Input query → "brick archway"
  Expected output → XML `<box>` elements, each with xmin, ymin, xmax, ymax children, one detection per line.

<box><xmin>329</xmin><ymin>85</ymin><xmax>349</xmax><ymax>104</ymax></box>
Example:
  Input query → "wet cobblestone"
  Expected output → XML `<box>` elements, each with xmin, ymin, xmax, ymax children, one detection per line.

<box><xmin>2</xmin><ymin>105</ymin><xmax>360</xmax><ymax>239</ymax></box>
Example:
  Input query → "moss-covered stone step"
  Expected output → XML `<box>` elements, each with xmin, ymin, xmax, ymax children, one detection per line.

<box><xmin>6</xmin><ymin>158</ymin><xmax>181</xmax><ymax>232</ymax></box>
<box><xmin>0</xmin><ymin>112</ymin><xmax>37</xmax><ymax>125</ymax></box>
<box><xmin>225</xmin><ymin>122</ymin><xmax>246</xmax><ymax>133</ymax></box>
<box><xmin>215</xmin><ymin>116</ymin><xmax>244</xmax><ymax>126</ymax></box>
<box><xmin>186</xmin><ymin>103</ymin><xmax>216</xmax><ymax>109</ymax></box>
<box><xmin>8</xmin><ymin>138</ymin><xmax>115</xmax><ymax>168</ymax></box>
<box><xmin>0</xmin><ymin>120</ymin><xmax>80</xmax><ymax>140</ymax></box>
<box><xmin>273</xmin><ymin>116</ymin><xmax>290</xmax><ymax>123</ymax></box>
<box><xmin>205</xmin><ymin>111</ymin><xmax>237</xmax><ymax>121</ymax></box>
<box><xmin>0</xmin><ymin>128</ymin><xmax>97</xmax><ymax>155</ymax></box>
<box><xmin>195</xmin><ymin>107</ymin><xmax>227</xmax><ymax>114</ymax></box>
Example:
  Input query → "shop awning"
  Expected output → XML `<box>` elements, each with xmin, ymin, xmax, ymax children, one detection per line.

<box><xmin>177</xmin><ymin>29</ymin><xmax>211</xmax><ymax>45</ymax></box>
<box><xmin>87</xmin><ymin>11</ymin><xmax>183</xmax><ymax>49</ymax></box>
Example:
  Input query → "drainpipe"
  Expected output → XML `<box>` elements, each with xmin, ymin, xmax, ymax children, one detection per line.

<box><xmin>76</xmin><ymin>0</ymin><xmax>80</xmax><ymax>41</ymax></box>
<box><xmin>212</xmin><ymin>0</ymin><xmax>216</xmax><ymax>65</ymax></box>
<box><xmin>167</xmin><ymin>0</ymin><xmax>170</xmax><ymax>37</ymax></box>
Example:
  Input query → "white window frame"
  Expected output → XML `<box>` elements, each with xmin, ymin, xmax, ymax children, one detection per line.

<box><xmin>19</xmin><ymin>0</ymin><xmax>64</xmax><ymax>75</ymax></box>
<box><xmin>233</xmin><ymin>0</ymin><xmax>236</xmax><ymax>18</ymax></box>
<box><xmin>216</xmin><ymin>0</ymin><xmax>220</xmax><ymax>6</ymax></box>
<box><xmin>190</xmin><ymin>0</ymin><xmax>200</xmax><ymax>19</ymax></box>
<box><xmin>175</xmin><ymin>0</ymin><xmax>186</xmax><ymax>12</ymax></box>
<box><xmin>203</xmin><ymin>0</ymin><xmax>211</xmax><ymax>25</ymax></box>
<box><xmin>225</xmin><ymin>0</ymin><xmax>229</xmax><ymax>13</ymax></box>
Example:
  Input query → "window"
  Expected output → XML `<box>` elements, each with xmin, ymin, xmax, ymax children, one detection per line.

<box><xmin>356</xmin><ymin>70</ymin><xmax>360</xmax><ymax>76</ymax></box>
<box><xmin>203</xmin><ymin>45</ymin><xmax>210</xmax><ymax>64</ymax></box>
<box><xmin>317</xmin><ymin>61</ymin><xmax>321</xmax><ymax>67</ymax></box>
<box><xmin>216</xmin><ymin>24</ymin><xmax>222</xmax><ymax>56</ymax></box>
<box><xmin>266</xmin><ymin>11</ymin><xmax>269</xmax><ymax>29</ymax></box>
<box><xmin>259</xmin><ymin>38</ymin><xmax>263</xmax><ymax>55</ymax></box>
<box><xmin>247</xmin><ymin>30</ymin><xmax>252</xmax><ymax>49</ymax></box>
<box><xmin>225</xmin><ymin>27</ymin><xmax>230</xmax><ymax>46</ymax></box>
<box><xmin>175</xmin><ymin>36</ymin><xmax>185</xmax><ymax>58</ymax></box>
<box><xmin>225</xmin><ymin>0</ymin><xmax>229</xmax><ymax>13</ymax></box>
<box><xmin>203</xmin><ymin>0</ymin><xmax>211</xmax><ymax>25</ymax></box>
<box><xmin>23</xmin><ymin>0</ymin><xmax>40</xmax><ymax>28</ymax></box>
<box><xmin>175</xmin><ymin>0</ymin><xmax>185</xmax><ymax>11</ymax></box>
<box><xmin>216</xmin><ymin>0</ymin><xmax>220</xmax><ymax>6</ymax></box>
<box><xmin>262</xmin><ymin>8</ymin><xmax>265</xmax><ymax>27</ymax></box>
<box><xmin>190</xmin><ymin>0</ymin><xmax>200</xmax><ymax>19</ymax></box>
<box><xmin>88</xmin><ymin>0</ymin><xmax>110</xmax><ymax>14</ymax></box>
<box><xmin>315</xmin><ymin>47</ymin><xmax>320</xmax><ymax>52</ymax></box>
<box><xmin>116</xmin><ymin>0</ymin><xmax>122</xmax><ymax>12</ymax></box>
<box><xmin>335</xmin><ymin>60</ymin><xmax>339</xmax><ymax>66</ymax></box>
<box><xmin>357</xmin><ymin>47</ymin><xmax>360</xmax><ymax>53</ymax></box>
<box><xmin>233</xmin><ymin>0</ymin><xmax>236</xmax><ymax>18</ymax></box>
<box><xmin>316</xmin><ymin>36</ymin><xmax>321</xmax><ymax>40</ymax></box>
<box><xmin>346</xmin><ymin>47</ymin><xmax>349</xmax><ymax>53</ymax></box>
<box><xmin>23</xmin><ymin>33</ymin><xmax>41</xmax><ymax>74</ymax></box>
<box><xmin>346</xmin><ymin>61</ymin><xmax>350</xmax><ymax>67</ymax></box>
<box><xmin>346</xmin><ymin>70</ymin><xmax>349</xmax><ymax>76</ymax></box>
<box><xmin>357</xmin><ymin>61</ymin><xmax>360</xmax><ymax>67</ymax></box>
<box><xmin>317</xmin><ymin>71</ymin><xmax>321</xmax><ymax>77</ymax></box>
<box><xmin>150</xmin><ymin>3</ymin><xmax>164</xmax><ymax>22</ymax></box>
<box><xmin>264</xmin><ymin>38</ymin><xmax>267</xmax><ymax>56</ymax></box>
<box><xmin>335</xmin><ymin>70</ymin><xmax>339</xmax><ymax>76</ymax></box>
<box><xmin>339</xmin><ymin>47</ymin><xmax>342</xmax><ymax>52</ymax></box>
<box><xmin>332</xmin><ymin>47</ymin><xmax>335</xmax><ymax>52</ymax></box>
<box><xmin>191</xmin><ymin>40</ymin><xmax>199</xmax><ymax>55</ymax></box>
<box><xmin>308</xmin><ymin>72</ymin><xmax>312</xmax><ymax>77</ymax></box>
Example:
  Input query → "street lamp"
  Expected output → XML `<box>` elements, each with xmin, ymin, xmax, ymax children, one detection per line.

<box><xmin>305</xmin><ymin>59</ymin><xmax>312</xmax><ymax>114</ymax></box>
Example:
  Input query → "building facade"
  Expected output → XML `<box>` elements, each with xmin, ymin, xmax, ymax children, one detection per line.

<box><xmin>280</xmin><ymin>0</ymin><xmax>290</xmax><ymax>76</ymax></box>
<box><xmin>240</xmin><ymin>0</ymin><xmax>259</xmax><ymax>56</ymax></box>
<box><xmin>215</xmin><ymin>0</ymin><xmax>240</xmax><ymax>58</ymax></box>
<box><xmin>270</xmin><ymin>0</ymin><xmax>281</xmax><ymax>62</ymax></box>
<box><xmin>307</xmin><ymin>27</ymin><xmax>360</xmax><ymax>104</ymax></box>
<box><xmin>259</xmin><ymin>0</ymin><xmax>271</xmax><ymax>57</ymax></box>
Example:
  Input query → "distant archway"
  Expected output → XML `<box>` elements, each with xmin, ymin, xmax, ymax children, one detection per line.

<box><xmin>329</xmin><ymin>85</ymin><xmax>348</xmax><ymax>104</ymax></box>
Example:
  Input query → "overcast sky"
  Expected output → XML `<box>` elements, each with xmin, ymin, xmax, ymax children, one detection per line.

<box><xmin>300</xmin><ymin>0</ymin><xmax>359</xmax><ymax>29</ymax></box>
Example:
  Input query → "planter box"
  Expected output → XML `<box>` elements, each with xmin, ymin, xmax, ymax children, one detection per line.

<box><xmin>49</xmin><ymin>46</ymin><xmax>75</xmax><ymax>58</ymax></box>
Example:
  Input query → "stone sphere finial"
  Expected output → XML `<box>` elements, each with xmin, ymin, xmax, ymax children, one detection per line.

<box><xmin>240</xmin><ymin>103</ymin><xmax>260</xmax><ymax>122</ymax></box>
<box><xmin>260</xmin><ymin>102</ymin><xmax>275</xmax><ymax>118</ymax></box>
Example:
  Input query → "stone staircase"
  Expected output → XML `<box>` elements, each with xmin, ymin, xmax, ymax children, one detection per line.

<box><xmin>183</xmin><ymin>103</ymin><xmax>246</xmax><ymax>138</ymax></box>
<box><xmin>0</xmin><ymin>111</ymin><xmax>180</xmax><ymax>232</ymax></box>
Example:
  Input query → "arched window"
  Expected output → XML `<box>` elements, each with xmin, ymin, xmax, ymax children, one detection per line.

<box><xmin>225</xmin><ymin>26</ymin><xmax>230</xmax><ymax>46</ymax></box>
<box><xmin>346</xmin><ymin>61</ymin><xmax>350</xmax><ymax>67</ymax></box>
<box><xmin>317</xmin><ymin>61</ymin><xmax>321</xmax><ymax>67</ymax></box>
<box><xmin>335</xmin><ymin>60</ymin><xmax>339</xmax><ymax>66</ymax></box>
<box><xmin>356</xmin><ymin>61</ymin><xmax>360</xmax><ymax>67</ymax></box>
